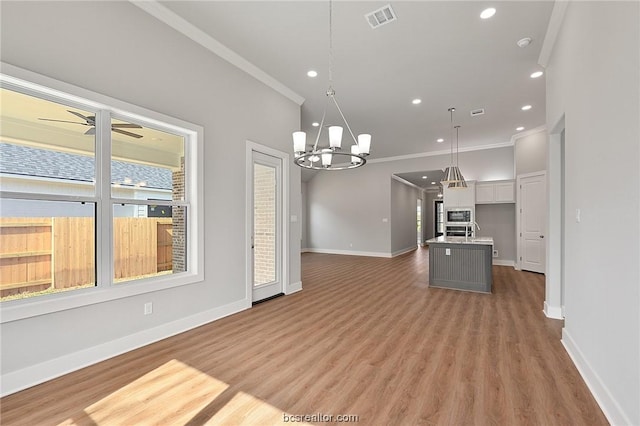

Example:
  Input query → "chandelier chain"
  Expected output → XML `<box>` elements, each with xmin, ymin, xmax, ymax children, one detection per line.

<box><xmin>328</xmin><ymin>0</ymin><xmax>334</xmax><ymax>87</ymax></box>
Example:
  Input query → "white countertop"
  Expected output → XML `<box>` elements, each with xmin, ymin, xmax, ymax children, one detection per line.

<box><xmin>426</xmin><ymin>236</ymin><xmax>494</xmax><ymax>245</ymax></box>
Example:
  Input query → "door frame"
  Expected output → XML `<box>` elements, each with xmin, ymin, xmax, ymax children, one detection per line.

<box><xmin>245</xmin><ymin>140</ymin><xmax>289</xmax><ymax>305</ymax></box>
<box><xmin>516</xmin><ymin>170</ymin><xmax>546</xmax><ymax>272</ymax></box>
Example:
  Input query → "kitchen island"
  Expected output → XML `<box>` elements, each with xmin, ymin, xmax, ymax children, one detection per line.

<box><xmin>425</xmin><ymin>236</ymin><xmax>493</xmax><ymax>293</ymax></box>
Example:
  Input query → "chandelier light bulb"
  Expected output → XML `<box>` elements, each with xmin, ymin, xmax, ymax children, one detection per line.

<box><xmin>357</xmin><ymin>134</ymin><xmax>371</xmax><ymax>155</ymax></box>
<box><xmin>293</xmin><ymin>131</ymin><xmax>306</xmax><ymax>153</ymax></box>
<box><xmin>329</xmin><ymin>126</ymin><xmax>343</xmax><ymax>149</ymax></box>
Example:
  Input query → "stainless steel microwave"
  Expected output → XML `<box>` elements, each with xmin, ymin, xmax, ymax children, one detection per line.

<box><xmin>446</xmin><ymin>208</ymin><xmax>473</xmax><ymax>224</ymax></box>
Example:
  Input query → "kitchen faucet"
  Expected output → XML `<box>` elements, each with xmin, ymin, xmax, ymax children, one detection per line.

<box><xmin>465</xmin><ymin>222</ymin><xmax>481</xmax><ymax>242</ymax></box>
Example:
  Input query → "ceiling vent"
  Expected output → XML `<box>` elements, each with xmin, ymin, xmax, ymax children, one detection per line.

<box><xmin>365</xmin><ymin>5</ymin><xmax>397</xmax><ymax>29</ymax></box>
<box><xmin>470</xmin><ymin>108</ymin><xmax>485</xmax><ymax>117</ymax></box>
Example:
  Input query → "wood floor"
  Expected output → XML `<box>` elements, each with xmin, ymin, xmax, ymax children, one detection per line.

<box><xmin>1</xmin><ymin>248</ymin><xmax>608</xmax><ymax>425</ymax></box>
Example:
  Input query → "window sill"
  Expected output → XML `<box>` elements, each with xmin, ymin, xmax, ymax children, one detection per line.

<box><xmin>0</xmin><ymin>272</ymin><xmax>204</xmax><ymax>324</ymax></box>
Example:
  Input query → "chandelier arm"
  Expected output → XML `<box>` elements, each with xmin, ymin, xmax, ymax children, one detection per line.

<box><xmin>312</xmin><ymin>96</ymin><xmax>331</xmax><ymax>151</ymax></box>
<box><xmin>330</xmin><ymin>94</ymin><xmax>359</xmax><ymax>145</ymax></box>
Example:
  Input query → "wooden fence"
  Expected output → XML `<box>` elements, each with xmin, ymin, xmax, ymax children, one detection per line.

<box><xmin>0</xmin><ymin>217</ymin><xmax>173</xmax><ymax>298</ymax></box>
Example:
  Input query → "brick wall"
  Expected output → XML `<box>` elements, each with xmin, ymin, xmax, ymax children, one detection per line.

<box><xmin>253</xmin><ymin>164</ymin><xmax>276</xmax><ymax>285</ymax></box>
<box><xmin>172</xmin><ymin>156</ymin><xmax>185</xmax><ymax>273</ymax></box>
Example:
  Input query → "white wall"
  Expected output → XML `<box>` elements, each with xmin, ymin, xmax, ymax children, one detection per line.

<box><xmin>475</xmin><ymin>204</ymin><xmax>516</xmax><ymax>264</ymax></box>
<box><xmin>514</xmin><ymin>129</ymin><xmax>548</xmax><ymax>176</ymax></box>
<box><xmin>0</xmin><ymin>1</ymin><xmax>301</xmax><ymax>394</ymax></box>
<box><xmin>390</xmin><ymin>178</ymin><xmax>419</xmax><ymax>255</ymax></box>
<box><xmin>301</xmin><ymin>181</ymin><xmax>308</xmax><ymax>250</ymax></box>
<box><xmin>307</xmin><ymin>146</ymin><xmax>514</xmax><ymax>256</ymax></box>
<box><xmin>546</xmin><ymin>2</ymin><xmax>639</xmax><ymax>424</ymax></box>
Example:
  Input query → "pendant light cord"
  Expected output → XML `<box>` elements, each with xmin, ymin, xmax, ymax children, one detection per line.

<box><xmin>448</xmin><ymin>107</ymin><xmax>455</xmax><ymax>165</ymax></box>
<box><xmin>328</xmin><ymin>0</ymin><xmax>333</xmax><ymax>87</ymax></box>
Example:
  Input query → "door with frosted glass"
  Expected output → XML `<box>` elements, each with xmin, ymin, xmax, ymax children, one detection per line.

<box><xmin>251</xmin><ymin>151</ymin><xmax>282</xmax><ymax>302</ymax></box>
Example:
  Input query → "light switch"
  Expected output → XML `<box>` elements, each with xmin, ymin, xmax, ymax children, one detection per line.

<box><xmin>575</xmin><ymin>208</ymin><xmax>581</xmax><ymax>223</ymax></box>
<box><xmin>382</xmin><ymin>218</ymin><xmax>388</xmax><ymax>223</ymax></box>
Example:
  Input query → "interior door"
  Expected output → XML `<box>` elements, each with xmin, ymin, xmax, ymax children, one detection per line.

<box><xmin>519</xmin><ymin>172</ymin><xmax>546</xmax><ymax>273</ymax></box>
<box><xmin>251</xmin><ymin>151</ymin><xmax>283</xmax><ymax>302</ymax></box>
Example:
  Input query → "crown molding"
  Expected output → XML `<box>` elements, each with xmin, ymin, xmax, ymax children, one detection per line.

<box><xmin>130</xmin><ymin>1</ymin><xmax>305</xmax><ymax>106</ymax></box>
<box><xmin>511</xmin><ymin>125</ymin><xmax>548</xmax><ymax>144</ymax></box>
<box><xmin>368</xmin><ymin>140</ymin><xmax>514</xmax><ymax>165</ymax></box>
<box><xmin>538</xmin><ymin>1</ymin><xmax>570</xmax><ymax>68</ymax></box>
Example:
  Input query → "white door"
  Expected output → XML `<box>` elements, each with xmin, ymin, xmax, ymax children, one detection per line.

<box><xmin>518</xmin><ymin>172</ymin><xmax>546</xmax><ymax>273</ymax></box>
<box><xmin>251</xmin><ymin>151</ymin><xmax>283</xmax><ymax>302</ymax></box>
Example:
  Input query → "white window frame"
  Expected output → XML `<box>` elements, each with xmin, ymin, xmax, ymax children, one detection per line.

<box><xmin>0</xmin><ymin>63</ymin><xmax>204</xmax><ymax>323</ymax></box>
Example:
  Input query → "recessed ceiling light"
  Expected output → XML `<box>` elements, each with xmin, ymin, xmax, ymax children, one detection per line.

<box><xmin>437</xmin><ymin>138</ymin><xmax>444</xmax><ymax>143</ymax></box>
<box><xmin>422</xmin><ymin>176</ymin><xmax>428</xmax><ymax>179</ymax></box>
<box><xmin>412</xmin><ymin>98</ymin><xmax>422</xmax><ymax>105</ymax></box>
<box><xmin>431</xmin><ymin>181</ymin><xmax>436</xmax><ymax>185</ymax></box>
<box><xmin>517</xmin><ymin>37</ymin><xmax>532</xmax><ymax>48</ymax></box>
<box><xmin>516</xmin><ymin>126</ymin><xmax>525</xmax><ymax>131</ymax></box>
<box><xmin>480</xmin><ymin>7</ymin><xmax>496</xmax><ymax>19</ymax></box>
<box><xmin>530</xmin><ymin>71</ymin><xmax>544</xmax><ymax>78</ymax></box>
<box><xmin>312</xmin><ymin>122</ymin><xmax>320</xmax><ymax>127</ymax></box>
<box><xmin>521</xmin><ymin>105</ymin><xmax>532</xmax><ymax>111</ymax></box>
<box><xmin>307</xmin><ymin>70</ymin><xmax>318</xmax><ymax>78</ymax></box>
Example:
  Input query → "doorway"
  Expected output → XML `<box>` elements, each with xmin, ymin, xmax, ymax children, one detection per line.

<box><xmin>434</xmin><ymin>199</ymin><xmax>444</xmax><ymax>237</ymax></box>
<box><xmin>417</xmin><ymin>198</ymin><xmax>422</xmax><ymax>245</ymax></box>
<box><xmin>247</xmin><ymin>146</ymin><xmax>286</xmax><ymax>303</ymax></box>
<box><xmin>517</xmin><ymin>171</ymin><xmax>546</xmax><ymax>273</ymax></box>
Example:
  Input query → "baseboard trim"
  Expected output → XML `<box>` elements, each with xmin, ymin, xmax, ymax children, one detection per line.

<box><xmin>391</xmin><ymin>246</ymin><xmax>417</xmax><ymax>257</ymax></box>
<box><xmin>301</xmin><ymin>248</ymin><xmax>311</xmax><ymax>253</ymax></box>
<box><xmin>0</xmin><ymin>298</ymin><xmax>250</xmax><ymax>397</ymax></box>
<box><xmin>286</xmin><ymin>281</ymin><xmax>302</xmax><ymax>294</ymax></box>
<box><xmin>493</xmin><ymin>259</ymin><xmax>516</xmax><ymax>267</ymax></box>
<box><xmin>543</xmin><ymin>301</ymin><xmax>563</xmax><ymax>319</ymax></box>
<box><xmin>561</xmin><ymin>329</ymin><xmax>632</xmax><ymax>426</ymax></box>
<box><xmin>304</xmin><ymin>248</ymin><xmax>391</xmax><ymax>258</ymax></box>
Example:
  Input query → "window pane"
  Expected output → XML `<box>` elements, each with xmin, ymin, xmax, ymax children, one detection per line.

<box><xmin>113</xmin><ymin>204</ymin><xmax>186</xmax><ymax>284</ymax></box>
<box><xmin>0</xmin><ymin>199</ymin><xmax>95</xmax><ymax>302</ymax></box>
<box><xmin>0</xmin><ymin>88</ymin><xmax>96</xmax><ymax>196</ymax></box>
<box><xmin>111</xmin><ymin>121</ymin><xmax>185</xmax><ymax>202</ymax></box>
<box><xmin>253</xmin><ymin>163</ymin><xmax>276</xmax><ymax>286</ymax></box>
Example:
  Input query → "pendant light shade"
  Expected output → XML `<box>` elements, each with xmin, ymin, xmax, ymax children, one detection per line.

<box><xmin>441</xmin><ymin>110</ymin><xmax>467</xmax><ymax>187</ymax></box>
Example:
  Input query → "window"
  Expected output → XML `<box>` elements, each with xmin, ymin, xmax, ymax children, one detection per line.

<box><xmin>0</xmin><ymin>71</ymin><xmax>202</xmax><ymax>317</ymax></box>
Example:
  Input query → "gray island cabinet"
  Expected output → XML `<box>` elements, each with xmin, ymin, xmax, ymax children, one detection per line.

<box><xmin>425</xmin><ymin>236</ymin><xmax>494</xmax><ymax>293</ymax></box>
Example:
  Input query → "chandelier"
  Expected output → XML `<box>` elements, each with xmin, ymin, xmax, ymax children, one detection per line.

<box><xmin>292</xmin><ymin>1</ymin><xmax>371</xmax><ymax>170</ymax></box>
<box><xmin>441</xmin><ymin>107</ymin><xmax>467</xmax><ymax>188</ymax></box>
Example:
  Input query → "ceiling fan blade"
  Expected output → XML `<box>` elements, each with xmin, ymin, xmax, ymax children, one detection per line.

<box><xmin>84</xmin><ymin>127</ymin><xmax>96</xmax><ymax>136</ymax></box>
<box><xmin>38</xmin><ymin>118</ymin><xmax>87</xmax><ymax>125</ymax></box>
<box><xmin>111</xmin><ymin>123</ymin><xmax>143</xmax><ymax>129</ymax></box>
<box><xmin>112</xmin><ymin>128</ymin><xmax>143</xmax><ymax>139</ymax></box>
<box><xmin>67</xmin><ymin>110</ymin><xmax>95</xmax><ymax>124</ymax></box>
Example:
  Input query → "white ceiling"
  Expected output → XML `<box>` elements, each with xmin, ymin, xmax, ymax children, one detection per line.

<box><xmin>158</xmin><ymin>1</ymin><xmax>553</xmax><ymax>163</ymax></box>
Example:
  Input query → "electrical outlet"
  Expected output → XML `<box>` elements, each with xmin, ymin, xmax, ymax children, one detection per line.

<box><xmin>445</xmin><ymin>248</ymin><xmax>451</xmax><ymax>256</ymax></box>
<box><xmin>493</xmin><ymin>249</ymin><xmax>499</xmax><ymax>258</ymax></box>
<box><xmin>144</xmin><ymin>302</ymin><xmax>153</xmax><ymax>315</ymax></box>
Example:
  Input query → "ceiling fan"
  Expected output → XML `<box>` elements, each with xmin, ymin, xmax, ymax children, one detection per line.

<box><xmin>38</xmin><ymin>110</ymin><xmax>144</xmax><ymax>139</ymax></box>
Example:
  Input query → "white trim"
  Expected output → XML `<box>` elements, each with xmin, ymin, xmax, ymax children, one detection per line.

<box><xmin>391</xmin><ymin>246</ymin><xmax>417</xmax><ymax>257</ymax></box>
<box><xmin>562</xmin><ymin>329</ymin><xmax>632</xmax><ymax>426</ymax></box>
<box><xmin>367</xmin><ymin>140</ymin><xmax>514</xmax><ymax>165</ymax></box>
<box><xmin>391</xmin><ymin>174</ymin><xmax>423</xmax><ymax>191</ymax></box>
<box><xmin>0</xmin><ymin>64</ymin><xmax>205</xmax><ymax>323</ymax></box>
<box><xmin>510</xmin><ymin>125</ymin><xmax>547</xmax><ymax>143</ymax></box>
<box><xmin>301</xmin><ymin>248</ymin><xmax>311</xmax><ymax>253</ymax></box>
<box><xmin>305</xmin><ymin>248</ymin><xmax>392</xmax><ymax>258</ymax></box>
<box><xmin>538</xmin><ymin>1</ymin><xmax>570</xmax><ymax>68</ymax></box>
<box><xmin>286</xmin><ymin>281</ymin><xmax>303</xmax><ymax>295</ymax></box>
<box><xmin>492</xmin><ymin>259</ymin><xmax>516</xmax><ymax>267</ymax></box>
<box><xmin>130</xmin><ymin>1</ymin><xmax>304</xmax><ymax>106</ymax></box>
<box><xmin>543</xmin><ymin>301</ymin><xmax>563</xmax><ymax>319</ymax></box>
<box><xmin>245</xmin><ymin>141</ymin><xmax>290</xmax><ymax>303</ymax></box>
<box><xmin>0</xmin><ymin>298</ymin><xmax>249</xmax><ymax>397</ymax></box>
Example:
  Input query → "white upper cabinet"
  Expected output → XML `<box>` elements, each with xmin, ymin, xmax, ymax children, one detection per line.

<box><xmin>475</xmin><ymin>180</ymin><xmax>515</xmax><ymax>204</ymax></box>
<box><xmin>443</xmin><ymin>181</ymin><xmax>476</xmax><ymax>209</ymax></box>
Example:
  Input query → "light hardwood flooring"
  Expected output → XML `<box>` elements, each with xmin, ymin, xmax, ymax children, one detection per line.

<box><xmin>0</xmin><ymin>248</ymin><xmax>608</xmax><ymax>425</ymax></box>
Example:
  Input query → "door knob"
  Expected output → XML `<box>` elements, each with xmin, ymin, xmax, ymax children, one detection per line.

<box><xmin>540</xmin><ymin>235</ymin><xmax>544</xmax><ymax>238</ymax></box>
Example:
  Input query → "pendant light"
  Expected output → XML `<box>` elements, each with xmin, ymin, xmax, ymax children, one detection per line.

<box><xmin>447</xmin><ymin>125</ymin><xmax>467</xmax><ymax>188</ymax></box>
<box><xmin>441</xmin><ymin>107</ymin><xmax>466</xmax><ymax>186</ymax></box>
<box><xmin>291</xmin><ymin>0</ymin><xmax>370</xmax><ymax>170</ymax></box>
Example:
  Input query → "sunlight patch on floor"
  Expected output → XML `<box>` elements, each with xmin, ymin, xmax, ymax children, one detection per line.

<box><xmin>207</xmin><ymin>391</ymin><xmax>311</xmax><ymax>425</ymax></box>
<box><xmin>68</xmin><ymin>359</ymin><xmax>229</xmax><ymax>425</ymax></box>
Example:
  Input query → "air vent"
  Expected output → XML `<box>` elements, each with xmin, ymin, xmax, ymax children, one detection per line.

<box><xmin>365</xmin><ymin>5</ymin><xmax>397</xmax><ymax>29</ymax></box>
<box><xmin>470</xmin><ymin>108</ymin><xmax>485</xmax><ymax>117</ymax></box>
